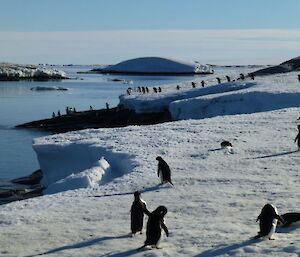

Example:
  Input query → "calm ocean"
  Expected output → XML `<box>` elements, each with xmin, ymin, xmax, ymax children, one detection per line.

<box><xmin>0</xmin><ymin>65</ymin><xmax>198</xmax><ymax>180</ymax></box>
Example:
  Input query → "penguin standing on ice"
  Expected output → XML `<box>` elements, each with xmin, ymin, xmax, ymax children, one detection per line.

<box><xmin>294</xmin><ymin>125</ymin><xmax>300</xmax><ymax>150</ymax></box>
<box><xmin>221</xmin><ymin>140</ymin><xmax>232</xmax><ymax>148</ymax></box>
<box><xmin>130</xmin><ymin>191</ymin><xmax>150</xmax><ymax>235</ymax></box>
<box><xmin>254</xmin><ymin>204</ymin><xmax>285</xmax><ymax>240</ymax></box>
<box><xmin>156</xmin><ymin>156</ymin><xmax>173</xmax><ymax>185</ymax></box>
<box><xmin>138</xmin><ymin>205</ymin><xmax>169</xmax><ymax>250</ymax></box>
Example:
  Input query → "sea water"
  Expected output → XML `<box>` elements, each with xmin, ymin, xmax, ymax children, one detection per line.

<box><xmin>0</xmin><ymin>65</ymin><xmax>200</xmax><ymax>180</ymax></box>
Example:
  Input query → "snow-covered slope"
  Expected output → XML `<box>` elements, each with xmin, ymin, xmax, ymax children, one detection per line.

<box><xmin>100</xmin><ymin>57</ymin><xmax>212</xmax><ymax>74</ymax></box>
<box><xmin>0</xmin><ymin>68</ymin><xmax>300</xmax><ymax>257</ymax></box>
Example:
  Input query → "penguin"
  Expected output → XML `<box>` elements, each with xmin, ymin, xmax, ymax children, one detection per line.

<box><xmin>138</xmin><ymin>206</ymin><xmax>169</xmax><ymax>249</ymax></box>
<box><xmin>158</xmin><ymin>87</ymin><xmax>162</xmax><ymax>93</ymax></box>
<box><xmin>191</xmin><ymin>82</ymin><xmax>196</xmax><ymax>88</ymax></box>
<box><xmin>156</xmin><ymin>156</ymin><xmax>173</xmax><ymax>185</ymax></box>
<box><xmin>294</xmin><ymin>125</ymin><xmax>300</xmax><ymax>150</ymax></box>
<box><xmin>277</xmin><ymin>212</ymin><xmax>300</xmax><ymax>227</ymax></box>
<box><xmin>220</xmin><ymin>140</ymin><xmax>232</xmax><ymax>148</ymax></box>
<box><xmin>249</xmin><ymin>73</ymin><xmax>255</xmax><ymax>80</ymax></box>
<box><xmin>201</xmin><ymin>80</ymin><xmax>205</xmax><ymax>87</ymax></box>
<box><xmin>239</xmin><ymin>73</ymin><xmax>245</xmax><ymax>80</ymax></box>
<box><xmin>130</xmin><ymin>191</ymin><xmax>150</xmax><ymax>235</ymax></box>
<box><xmin>254</xmin><ymin>204</ymin><xmax>285</xmax><ymax>240</ymax></box>
<box><xmin>176</xmin><ymin>85</ymin><xmax>180</xmax><ymax>90</ymax></box>
<box><xmin>226</xmin><ymin>75</ymin><xmax>231</xmax><ymax>82</ymax></box>
<box><xmin>216</xmin><ymin>77</ymin><xmax>221</xmax><ymax>84</ymax></box>
<box><xmin>153</xmin><ymin>87</ymin><xmax>158</xmax><ymax>93</ymax></box>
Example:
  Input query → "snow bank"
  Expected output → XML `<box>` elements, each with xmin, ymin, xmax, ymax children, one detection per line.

<box><xmin>101</xmin><ymin>57</ymin><xmax>213</xmax><ymax>74</ymax></box>
<box><xmin>33</xmin><ymin>131</ymin><xmax>138</xmax><ymax>193</ymax></box>
<box><xmin>119</xmin><ymin>82</ymin><xmax>255</xmax><ymax>113</ymax></box>
<box><xmin>45</xmin><ymin>157</ymin><xmax>110</xmax><ymax>194</ymax></box>
<box><xmin>170</xmin><ymin>91</ymin><xmax>300</xmax><ymax>120</ymax></box>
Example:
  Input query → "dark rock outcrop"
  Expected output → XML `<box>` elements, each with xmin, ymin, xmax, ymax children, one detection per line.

<box><xmin>250</xmin><ymin>56</ymin><xmax>300</xmax><ymax>76</ymax></box>
<box><xmin>16</xmin><ymin>107</ymin><xmax>172</xmax><ymax>133</ymax></box>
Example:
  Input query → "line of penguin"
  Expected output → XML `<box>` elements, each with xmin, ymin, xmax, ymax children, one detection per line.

<box><xmin>126</xmin><ymin>73</ymin><xmax>300</xmax><ymax>97</ymax></box>
<box><xmin>125</xmin><ymin>72</ymin><xmax>255</xmax><ymax>96</ymax></box>
<box><xmin>130</xmin><ymin>147</ymin><xmax>300</xmax><ymax>250</ymax></box>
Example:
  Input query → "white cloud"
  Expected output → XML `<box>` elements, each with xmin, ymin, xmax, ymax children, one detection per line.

<box><xmin>0</xmin><ymin>29</ymin><xmax>299</xmax><ymax>65</ymax></box>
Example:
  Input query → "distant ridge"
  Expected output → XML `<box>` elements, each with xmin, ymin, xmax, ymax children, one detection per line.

<box><xmin>251</xmin><ymin>56</ymin><xmax>300</xmax><ymax>76</ymax></box>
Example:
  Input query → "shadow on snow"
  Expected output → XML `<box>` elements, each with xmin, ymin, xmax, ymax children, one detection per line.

<box><xmin>253</xmin><ymin>150</ymin><xmax>298</xmax><ymax>159</ymax></box>
<box><xmin>91</xmin><ymin>183</ymin><xmax>171</xmax><ymax>199</ymax></box>
<box><xmin>26</xmin><ymin>234</ymin><xmax>130</xmax><ymax>257</ymax></box>
<box><xmin>193</xmin><ymin>239</ymin><xmax>259</xmax><ymax>257</ymax></box>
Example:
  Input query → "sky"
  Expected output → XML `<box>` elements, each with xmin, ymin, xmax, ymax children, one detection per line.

<box><xmin>0</xmin><ymin>0</ymin><xmax>300</xmax><ymax>64</ymax></box>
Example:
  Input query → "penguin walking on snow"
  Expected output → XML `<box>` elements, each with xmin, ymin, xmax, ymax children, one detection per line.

<box><xmin>130</xmin><ymin>191</ymin><xmax>150</xmax><ymax>235</ymax></box>
<box><xmin>156</xmin><ymin>156</ymin><xmax>173</xmax><ymax>185</ymax></box>
<box><xmin>254</xmin><ymin>204</ymin><xmax>285</xmax><ymax>240</ymax></box>
<box><xmin>138</xmin><ymin>206</ymin><xmax>169</xmax><ymax>250</ymax></box>
<box><xmin>294</xmin><ymin>125</ymin><xmax>300</xmax><ymax>150</ymax></box>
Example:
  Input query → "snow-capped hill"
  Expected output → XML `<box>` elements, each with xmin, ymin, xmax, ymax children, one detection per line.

<box><xmin>0</xmin><ymin>63</ymin><xmax>67</xmax><ymax>80</ymax></box>
<box><xmin>98</xmin><ymin>57</ymin><xmax>213</xmax><ymax>74</ymax></box>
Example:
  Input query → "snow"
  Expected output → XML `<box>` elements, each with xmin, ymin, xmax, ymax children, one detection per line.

<box><xmin>0</xmin><ymin>63</ymin><xmax>67</xmax><ymax>79</ymax></box>
<box><xmin>1</xmin><ymin>67</ymin><xmax>300</xmax><ymax>257</ymax></box>
<box><xmin>119</xmin><ymin>81</ymin><xmax>255</xmax><ymax>113</ymax></box>
<box><xmin>101</xmin><ymin>57</ymin><xmax>213</xmax><ymax>74</ymax></box>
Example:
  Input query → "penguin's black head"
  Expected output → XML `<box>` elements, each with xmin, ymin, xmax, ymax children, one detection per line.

<box><xmin>261</xmin><ymin>204</ymin><xmax>276</xmax><ymax>216</ymax></box>
<box><xmin>156</xmin><ymin>205</ymin><xmax>168</xmax><ymax>216</ymax></box>
<box><xmin>134</xmin><ymin>191</ymin><xmax>140</xmax><ymax>198</ymax></box>
<box><xmin>156</xmin><ymin>156</ymin><xmax>163</xmax><ymax>161</ymax></box>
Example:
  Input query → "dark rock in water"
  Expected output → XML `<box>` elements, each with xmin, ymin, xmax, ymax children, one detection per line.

<box><xmin>0</xmin><ymin>170</ymin><xmax>44</xmax><ymax>205</ymax></box>
<box><xmin>11</xmin><ymin>169</ymin><xmax>43</xmax><ymax>185</ymax></box>
<box><xmin>250</xmin><ymin>56</ymin><xmax>300</xmax><ymax>76</ymax></box>
<box><xmin>0</xmin><ymin>185</ymin><xmax>44</xmax><ymax>205</ymax></box>
<box><xmin>30</xmin><ymin>86</ymin><xmax>68</xmax><ymax>91</ymax></box>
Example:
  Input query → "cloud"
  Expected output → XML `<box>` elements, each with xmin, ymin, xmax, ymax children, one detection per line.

<box><xmin>0</xmin><ymin>29</ymin><xmax>299</xmax><ymax>64</ymax></box>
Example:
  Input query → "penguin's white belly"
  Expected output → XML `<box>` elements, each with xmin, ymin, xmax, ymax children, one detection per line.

<box><xmin>159</xmin><ymin>170</ymin><xmax>163</xmax><ymax>183</ymax></box>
